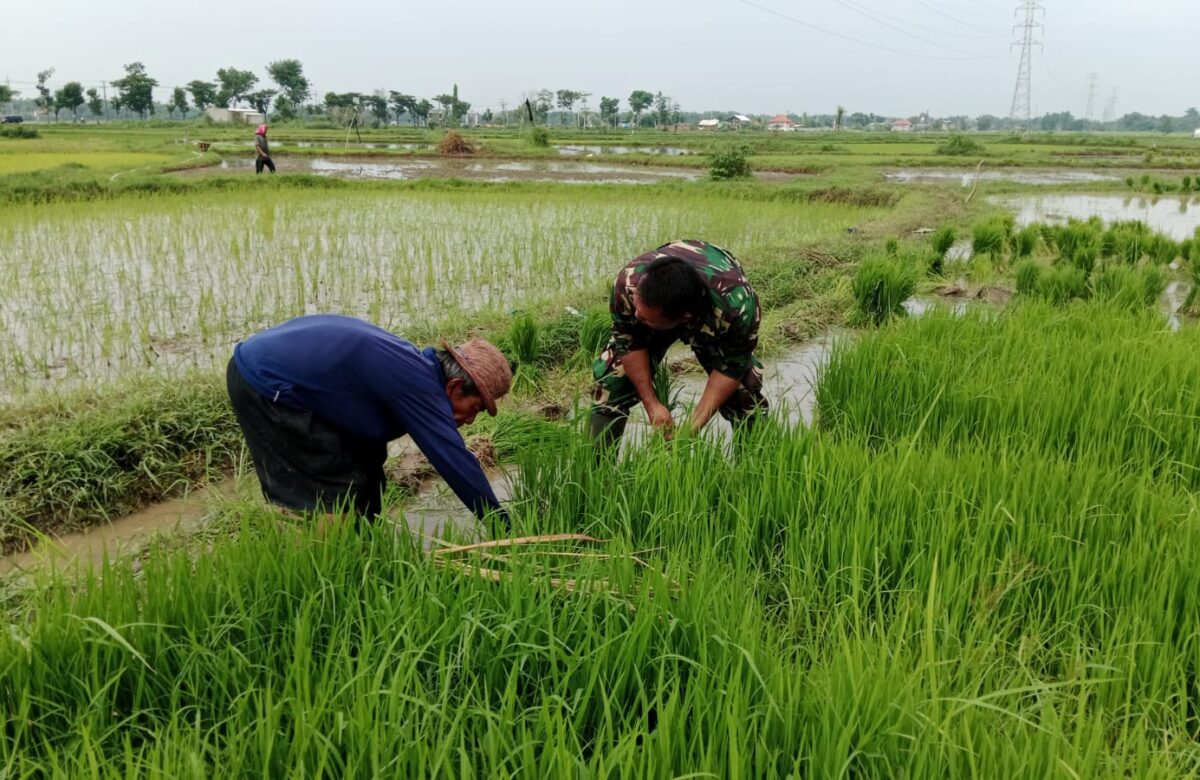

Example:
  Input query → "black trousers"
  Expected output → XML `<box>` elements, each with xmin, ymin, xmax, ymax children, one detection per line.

<box><xmin>226</xmin><ymin>358</ymin><xmax>385</xmax><ymax>519</ymax></box>
<box><xmin>255</xmin><ymin>156</ymin><xmax>275</xmax><ymax>174</ymax></box>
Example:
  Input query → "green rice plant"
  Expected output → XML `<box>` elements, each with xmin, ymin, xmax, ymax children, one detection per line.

<box><xmin>508</xmin><ymin>313</ymin><xmax>541</xmax><ymax>393</ymax></box>
<box><xmin>1102</xmin><ymin>220</ymin><xmax>1152</xmax><ymax>264</ymax></box>
<box><xmin>0</xmin><ymin>125</ymin><xmax>39</xmax><ymax>139</ymax></box>
<box><xmin>926</xmin><ymin>250</ymin><xmax>944</xmax><ymax>277</ymax></box>
<box><xmin>1146</xmin><ymin>233</ymin><xmax>1178</xmax><ymax>265</ymax></box>
<box><xmin>1038</xmin><ymin>265</ymin><xmax>1089</xmax><ymax>305</ymax></box>
<box><xmin>930</xmin><ymin>225</ymin><xmax>956</xmax><ymax>257</ymax></box>
<box><xmin>1140</xmin><ymin>264</ymin><xmax>1167</xmax><ymax>304</ymax></box>
<box><xmin>1050</xmin><ymin>219</ymin><xmax>1100</xmax><ymax>259</ymax></box>
<box><xmin>1013</xmin><ymin>258</ymin><xmax>1041</xmax><ymax>295</ymax></box>
<box><xmin>1009</xmin><ymin>224</ymin><xmax>1040</xmax><ymax>258</ymax></box>
<box><xmin>970</xmin><ymin>221</ymin><xmax>1005</xmax><ymax>260</ymax></box>
<box><xmin>1091</xmin><ymin>264</ymin><xmax>1147</xmax><ymax>311</ymax></box>
<box><xmin>1180</xmin><ymin>238</ymin><xmax>1192</xmax><ymax>262</ymax></box>
<box><xmin>884</xmin><ymin>237</ymin><xmax>899</xmax><ymax>256</ymax></box>
<box><xmin>851</xmin><ymin>254</ymin><xmax>918</xmax><ymax>325</ymax></box>
<box><xmin>817</xmin><ymin>301</ymin><xmax>1200</xmax><ymax>486</ymax></box>
<box><xmin>1069</xmin><ymin>243</ymin><xmax>1098</xmax><ymax>275</ymax></box>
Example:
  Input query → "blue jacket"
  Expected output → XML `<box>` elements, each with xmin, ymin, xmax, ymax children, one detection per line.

<box><xmin>233</xmin><ymin>314</ymin><xmax>503</xmax><ymax>520</ymax></box>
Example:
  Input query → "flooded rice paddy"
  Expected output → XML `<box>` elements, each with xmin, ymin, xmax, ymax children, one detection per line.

<box><xmin>991</xmin><ymin>194</ymin><xmax>1200</xmax><ymax>240</ymax></box>
<box><xmin>209</xmin><ymin>156</ymin><xmax>700</xmax><ymax>184</ymax></box>
<box><xmin>554</xmin><ymin>144</ymin><xmax>694</xmax><ymax>156</ymax></box>
<box><xmin>0</xmin><ymin>190</ymin><xmax>864</xmax><ymax>396</ymax></box>
<box><xmin>887</xmin><ymin>169</ymin><xmax>1122</xmax><ymax>186</ymax></box>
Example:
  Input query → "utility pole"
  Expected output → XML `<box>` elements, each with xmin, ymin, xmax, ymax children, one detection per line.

<box><xmin>1084</xmin><ymin>72</ymin><xmax>1099</xmax><ymax>121</ymax></box>
<box><xmin>101</xmin><ymin>80</ymin><xmax>108</xmax><ymax>121</ymax></box>
<box><xmin>1009</xmin><ymin>0</ymin><xmax>1044</xmax><ymax>127</ymax></box>
<box><xmin>1102</xmin><ymin>88</ymin><xmax>1118</xmax><ymax>123</ymax></box>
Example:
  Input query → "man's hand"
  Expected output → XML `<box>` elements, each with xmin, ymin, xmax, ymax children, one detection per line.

<box><xmin>645</xmin><ymin>400</ymin><xmax>675</xmax><ymax>433</ymax></box>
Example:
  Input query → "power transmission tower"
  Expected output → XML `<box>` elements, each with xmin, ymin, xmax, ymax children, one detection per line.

<box><xmin>1084</xmin><ymin>72</ymin><xmax>1099</xmax><ymax>121</ymax></box>
<box><xmin>1009</xmin><ymin>0</ymin><xmax>1044</xmax><ymax>126</ymax></box>
<box><xmin>1102</xmin><ymin>88</ymin><xmax>1118</xmax><ymax>123</ymax></box>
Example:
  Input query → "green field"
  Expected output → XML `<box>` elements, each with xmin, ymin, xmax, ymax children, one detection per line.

<box><xmin>2</xmin><ymin>124</ymin><xmax>1199</xmax><ymax>776</ymax></box>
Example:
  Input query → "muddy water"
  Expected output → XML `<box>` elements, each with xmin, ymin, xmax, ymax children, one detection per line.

<box><xmin>991</xmin><ymin>194</ymin><xmax>1200</xmax><ymax>240</ymax></box>
<box><xmin>211</xmin><ymin>156</ymin><xmax>701</xmax><ymax>184</ymax></box>
<box><xmin>0</xmin><ymin>483</ymin><xmax>233</xmax><ymax>578</ymax></box>
<box><xmin>888</xmin><ymin>169</ymin><xmax>1120</xmax><ymax>187</ymax></box>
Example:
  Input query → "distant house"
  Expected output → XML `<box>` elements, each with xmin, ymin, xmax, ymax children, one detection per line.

<box><xmin>698</xmin><ymin>118</ymin><xmax>721</xmax><ymax>130</ymax></box>
<box><xmin>726</xmin><ymin>114</ymin><xmax>754</xmax><ymax>128</ymax></box>
<box><xmin>891</xmin><ymin>118</ymin><xmax>913</xmax><ymax>133</ymax></box>
<box><xmin>767</xmin><ymin>114</ymin><xmax>797</xmax><ymax>132</ymax></box>
<box><xmin>205</xmin><ymin>107</ymin><xmax>266</xmax><ymax>125</ymax></box>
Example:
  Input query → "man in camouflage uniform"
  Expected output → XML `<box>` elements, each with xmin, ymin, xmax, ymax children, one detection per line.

<box><xmin>589</xmin><ymin>239</ymin><xmax>767</xmax><ymax>447</ymax></box>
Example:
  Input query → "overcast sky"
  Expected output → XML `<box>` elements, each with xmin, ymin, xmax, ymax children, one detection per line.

<box><xmin>4</xmin><ymin>0</ymin><xmax>1197</xmax><ymax>117</ymax></box>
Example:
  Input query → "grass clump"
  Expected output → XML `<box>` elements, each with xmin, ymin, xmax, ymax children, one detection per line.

<box><xmin>438</xmin><ymin>130</ymin><xmax>475</xmax><ymax>155</ymax></box>
<box><xmin>970</xmin><ymin>221</ymin><xmax>1005</xmax><ymax>260</ymax></box>
<box><xmin>528</xmin><ymin>125</ymin><xmax>550</xmax><ymax>147</ymax></box>
<box><xmin>851</xmin><ymin>255</ymin><xmax>917</xmax><ymax>325</ymax></box>
<box><xmin>707</xmin><ymin>143</ymin><xmax>752</xmax><ymax>181</ymax></box>
<box><xmin>506</xmin><ymin>313</ymin><xmax>541</xmax><ymax>393</ymax></box>
<box><xmin>1038</xmin><ymin>264</ymin><xmax>1088</xmax><ymax>304</ymax></box>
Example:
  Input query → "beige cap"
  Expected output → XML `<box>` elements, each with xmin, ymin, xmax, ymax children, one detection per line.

<box><xmin>439</xmin><ymin>338</ymin><xmax>512</xmax><ymax>416</ymax></box>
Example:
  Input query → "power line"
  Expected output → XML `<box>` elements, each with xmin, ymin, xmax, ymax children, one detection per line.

<box><xmin>1009</xmin><ymin>0</ymin><xmax>1043</xmax><ymax>124</ymax></box>
<box><xmin>735</xmin><ymin>0</ymin><xmax>996</xmax><ymax>60</ymax></box>
<box><xmin>907</xmin><ymin>0</ymin><xmax>1006</xmax><ymax>32</ymax></box>
<box><xmin>817</xmin><ymin>0</ymin><xmax>999</xmax><ymax>55</ymax></box>
<box><xmin>836</xmin><ymin>0</ymin><xmax>1004</xmax><ymax>38</ymax></box>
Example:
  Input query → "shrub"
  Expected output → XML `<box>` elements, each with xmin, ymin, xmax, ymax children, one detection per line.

<box><xmin>1014</xmin><ymin>259</ymin><xmax>1041</xmax><ymax>295</ymax></box>
<box><xmin>931</xmin><ymin>226</ymin><xmax>956</xmax><ymax>257</ymax></box>
<box><xmin>529</xmin><ymin>126</ymin><xmax>550</xmax><ymax>148</ymax></box>
<box><xmin>852</xmin><ymin>255</ymin><xmax>918</xmax><ymax>325</ymax></box>
<box><xmin>934</xmin><ymin>135</ymin><xmax>985</xmax><ymax>156</ymax></box>
<box><xmin>707</xmin><ymin>143</ymin><xmax>752</xmax><ymax>181</ymax></box>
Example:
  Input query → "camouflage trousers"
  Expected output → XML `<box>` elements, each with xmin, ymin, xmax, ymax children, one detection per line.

<box><xmin>590</xmin><ymin>335</ymin><xmax>768</xmax><ymax>423</ymax></box>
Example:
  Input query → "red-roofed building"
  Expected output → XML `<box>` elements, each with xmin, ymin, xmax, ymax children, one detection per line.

<box><xmin>767</xmin><ymin>114</ymin><xmax>797</xmax><ymax>131</ymax></box>
<box><xmin>891</xmin><ymin>118</ymin><xmax>913</xmax><ymax>132</ymax></box>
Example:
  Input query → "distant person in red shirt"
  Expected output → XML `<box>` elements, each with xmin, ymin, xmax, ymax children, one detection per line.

<box><xmin>254</xmin><ymin>124</ymin><xmax>275</xmax><ymax>174</ymax></box>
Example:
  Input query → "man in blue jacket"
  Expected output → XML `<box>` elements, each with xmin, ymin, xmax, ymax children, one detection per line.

<box><xmin>226</xmin><ymin>314</ymin><xmax>513</xmax><ymax>529</ymax></box>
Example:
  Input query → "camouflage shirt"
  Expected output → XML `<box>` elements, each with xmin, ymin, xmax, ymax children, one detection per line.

<box><xmin>610</xmin><ymin>239</ymin><xmax>761</xmax><ymax>378</ymax></box>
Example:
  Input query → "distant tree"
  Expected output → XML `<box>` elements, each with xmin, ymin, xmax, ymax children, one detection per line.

<box><xmin>245</xmin><ymin>89</ymin><xmax>275</xmax><ymax>114</ymax></box>
<box><xmin>482</xmin><ymin>108</ymin><xmax>493</xmax><ymax>123</ymax></box>
<box><xmin>85</xmin><ymin>88</ymin><xmax>103</xmax><ymax>118</ymax></box>
<box><xmin>434</xmin><ymin>93</ymin><xmax>455</xmax><ymax>125</ymax></box>
<box><xmin>0</xmin><ymin>84</ymin><xmax>15</xmax><ymax>110</ymax></box>
<box><xmin>187</xmin><ymin>80</ymin><xmax>218</xmax><ymax>111</ymax></box>
<box><xmin>629</xmin><ymin>90</ymin><xmax>653</xmax><ymax>127</ymax></box>
<box><xmin>534</xmin><ymin>89</ymin><xmax>554</xmax><ymax>123</ymax></box>
<box><xmin>653</xmin><ymin>92</ymin><xmax>671</xmax><ymax>126</ymax></box>
<box><xmin>388</xmin><ymin>91</ymin><xmax>417</xmax><ymax>124</ymax></box>
<box><xmin>215</xmin><ymin>67</ymin><xmax>258</xmax><ymax>107</ymax></box>
<box><xmin>54</xmin><ymin>82</ymin><xmax>84</xmax><ymax>120</ymax></box>
<box><xmin>168</xmin><ymin>87</ymin><xmax>189</xmax><ymax>119</ymax></box>
<box><xmin>414</xmin><ymin>99</ymin><xmax>432</xmax><ymax>126</ymax></box>
<box><xmin>112</xmin><ymin>62</ymin><xmax>158</xmax><ymax>119</ymax></box>
<box><xmin>976</xmin><ymin>114</ymin><xmax>999</xmax><ymax>131</ymax></box>
<box><xmin>324</xmin><ymin>91</ymin><xmax>363</xmax><ymax>124</ymax></box>
<box><xmin>556</xmin><ymin>89</ymin><xmax>580</xmax><ymax>125</ymax></box>
<box><xmin>35</xmin><ymin>69</ymin><xmax>55</xmax><ymax>118</ymax></box>
<box><xmin>835</xmin><ymin>105</ymin><xmax>845</xmax><ymax>131</ymax></box>
<box><xmin>1159</xmin><ymin>115</ymin><xmax>1174</xmax><ymax>134</ymax></box>
<box><xmin>266</xmin><ymin>59</ymin><xmax>309</xmax><ymax>118</ymax></box>
<box><xmin>599</xmin><ymin>96</ymin><xmax>620</xmax><ymax>127</ymax></box>
<box><xmin>368</xmin><ymin>92</ymin><xmax>389</xmax><ymax>126</ymax></box>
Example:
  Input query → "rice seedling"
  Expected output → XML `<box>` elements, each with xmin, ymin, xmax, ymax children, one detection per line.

<box><xmin>508</xmin><ymin>313</ymin><xmax>541</xmax><ymax>393</ymax></box>
<box><xmin>970</xmin><ymin>221</ymin><xmax>1005</xmax><ymax>260</ymax></box>
<box><xmin>1038</xmin><ymin>264</ymin><xmax>1089</xmax><ymax>304</ymax></box>
<box><xmin>930</xmin><ymin>225</ymin><xmax>956</xmax><ymax>257</ymax></box>
<box><xmin>1009</xmin><ymin>224</ymin><xmax>1040</xmax><ymax>258</ymax></box>
<box><xmin>1013</xmin><ymin>258</ymin><xmax>1041</xmax><ymax>295</ymax></box>
<box><xmin>851</xmin><ymin>254</ymin><xmax>918</xmax><ymax>325</ymax></box>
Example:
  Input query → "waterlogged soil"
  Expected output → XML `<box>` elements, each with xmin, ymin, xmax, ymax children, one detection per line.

<box><xmin>887</xmin><ymin>169</ymin><xmax>1121</xmax><ymax>187</ymax></box>
<box><xmin>199</xmin><ymin>156</ymin><xmax>702</xmax><ymax>184</ymax></box>
<box><xmin>991</xmin><ymin>194</ymin><xmax>1200</xmax><ymax>240</ymax></box>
